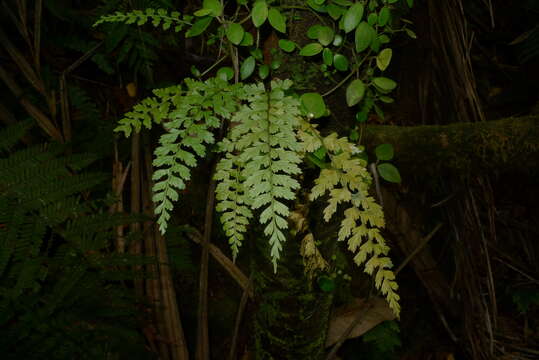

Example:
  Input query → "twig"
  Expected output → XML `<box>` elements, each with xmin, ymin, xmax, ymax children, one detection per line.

<box><xmin>228</xmin><ymin>276</ymin><xmax>253</xmax><ymax>360</ymax></box>
<box><xmin>395</xmin><ymin>223</ymin><xmax>443</xmax><ymax>275</ymax></box>
<box><xmin>196</xmin><ymin>174</ymin><xmax>218</xmax><ymax>360</ymax></box>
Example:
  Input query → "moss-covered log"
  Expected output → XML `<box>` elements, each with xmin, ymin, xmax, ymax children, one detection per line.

<box><xmin>364</xmin><ymin>115</ymin><xmax>539</xmax><ymax>174</ymax></box>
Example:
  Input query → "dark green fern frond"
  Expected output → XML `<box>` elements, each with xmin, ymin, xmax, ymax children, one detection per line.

<box><xmin>0</xmin><ymin>120</ymin><xmax>33</xmax><ymax>153</ymax></box>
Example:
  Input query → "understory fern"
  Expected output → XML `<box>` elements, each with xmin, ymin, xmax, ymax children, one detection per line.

<box><xmin>0</xmin><ymin>123</ymin><xmax>151</xmax><ymax>359</ymax></box>
<box><xmin>114</xmin><ymin>78</ymin><xmax>400</xmax><ymax>315</ymax></box>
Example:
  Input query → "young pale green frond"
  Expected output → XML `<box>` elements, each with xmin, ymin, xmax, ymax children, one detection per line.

<box><xmin>214</xmin><ymin>153</ymin><xmax>253</xmax><ymax>260</ymax></box>
<box><xmin>215</xmin><ymin>80</ymin><xmax>302</xmax><ymax>270</ymax></box>
<box><xmin>310</xmin><ymin>133</ymin><xmax>401</xmax><ymax>317</ymax></box>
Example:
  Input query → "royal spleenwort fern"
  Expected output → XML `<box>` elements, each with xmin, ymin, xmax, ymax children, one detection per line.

<box><xmin>216</xmin><ymin>80</ymin><xmax>302</xmax><ymax>270</ymax></box>
<box><xmin>114</xmin><ymin>77</ymin><xmax>400</xmax><ymax>314</ymax></box>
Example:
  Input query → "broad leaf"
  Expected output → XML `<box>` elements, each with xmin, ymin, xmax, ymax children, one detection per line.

<box><xmin>216</xmin><ymin>67</ymin><xmax>234</xmax><ymax>81</ymax></box>
<box><xmin>334</xmin><ymin>54</ymin><xmax>349</xmax><ymax>71</ymax></box>
<box><xmin>226</xmin><ymin>23</ymin><xmax>245</xmax><ymax>45</ymax></box>
<box><xmin>376</xmin><ymin>48</ymin><xmax>392</xmax><ymax>71</ymax></box>
<box><xmin>268</xmin><ymin>8</ymin><xmax>286</xmax><ymax>33</ymax></box>
<box><xmin>355</xmin><ymin>21</ymin><xmax>375</xmax><ymax>52</ymax></box>
<box><xmin>186</xmin><ymin>16</ymin><xmax>212</xmax><ymax>37</ymax></box>
<box><xmin>203</xmin><ymin>0</ymin><xmax>223</xmax><ymax>17</ymax></box>
<box><xmin>343</xmin><ymin>2</ymin><xmax>364</xmax><ymax>33</ymax></box>
<box><xmin>346</xmin><ymin>79</ymin><xmax>366</xmax><ymax>107</ymax></box>
<box><xmin>301</xmin><ymin>92</ymin><xmax>327</xmax><ymax>118</ymax></box>
<box><xmin>252</xmin><ymin>0</ymin><xmax>268</xmax><ymax>27</ymax></box>
<box><xmin>378</xmin><ymin>6</ymin><xmax>390</xmax><ymax>26</ymax></box>
<box><xmin>377</xmin><ymin>163</ymin><xmax>401</xmax><ymax>183</ymax></box>
<box><xmin>278</xmin><ymin>39</ymin><xmax>296</xmax><ymax>52</ymax></box>
<box><xmin>300</xmin><ymin>43</ymin><xmax>323</xmax><ymax>56</ymax></box>
<box><xmin>375</xmin><ymin>144</ymin><xmax>394</xmax><ymax>161</ymax></box>
<box><xmin>373</xmin><ymin>77</ymin><xmax>397</xmax><ymax>92</ymax></box>
<box><xmin>240</xmin><ymin>56</ymin><xmax>256</xmax><ymax>80</ymax></box>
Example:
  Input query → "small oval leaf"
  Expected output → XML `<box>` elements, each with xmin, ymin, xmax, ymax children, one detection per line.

<box><xmin>300</xmin><ymin>43</ymin><xmax>323</xmax><ymax>56</ymax></box>
<box><xmin>333</xmin><ymin>54</ymin><xmax>349</xmax><ymax>71</ymax></box>
<box><xmin>377</xmin><ymin>163</ymin><xmax>401</xmax><ymax>183</ymax></box>
<box><xmin>378</xmin><ymin>6</ymin><xmax>390</xmax><ymax>26</ymax></box>
<box><xmin>346</xmin><ymin>79</ymin><xmax>366</xmax><ymax>107</ymax></box>
<box><xmin>258</xmin><ymin>64</ymin><xmax>270</xmax><ymax>79</ymax></box>
<box><xmin>252</xmin><ymin>0</ymin><xmax>268</xmax><ymax>28</ymax></box>
<box><xmin>376</xmin><ymin>48</ymin><xmax>392</xmax><ymax>71</ymax></box>
<box><xmin>240</xmin><ymin>31</ymin><xmax>254</xmax><ymax>46</ymax></box>
<box><xmin>355</xmin><ymin>21</ymin><xmax>375</xmax><ymax>53</ymax></box>
<box><xmin>301</xmin><ymin>92</ymin><xmax>327</xmax><ymax>118</ymax></box>
<box><xmin>323</xmin><ymin>48</ymin><xmax>333</xmax><ymax>65</ymax></box>
<box><xmin>317</xmin><ymin>26</ymin><xmax>334</xmax><ymax>46</ymax></box>
<box><xmin>186</xmin><ymin>16</ymin><xmax>213</xmax><ymax>37</ymax></box>
<box><xmin>343</xmin><ymin>2</ymin><xmax>364</xmax><ymax>33</ymax></box>
<box><xmin>373</xmin><ymin>77</ymin><xmax>397</xmax><ymax>92</ymax></box>
<box><xmin>226</xmin><ymin>23</ymin><xmax>245</xmax><ymax>45</ymax></box>
<box><xmin>240</xmin><ymin>56</ymin><xmax>256</xmax><ymax>80</ymax></box>
<box><xmin>203</xmin><ymin>0</ymin><xmax>223</xmax><ymax>17</ymax></box>
<box><xmin>278</xmin><ymin>39</ymin><xmax>296</xmax><ymax>52</ymax></box>
<box><xmin>268</xmin><ymin>8</ymin><xmax>286</xmax><ymax>33</ymax></box>
<box><xmin>375</xmin><ymin>143</ymin><xmax>394</xmax><ymax>161</ymax></box>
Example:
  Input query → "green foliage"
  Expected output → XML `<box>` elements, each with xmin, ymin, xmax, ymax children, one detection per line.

<box><xmin>361</xmin><ymin>320</ymin><xmax>401</xmax><ymax>360</ymax></box>
<box><xmin>0</xmin><ymin>123</ymin><xmax>152</xmax><ymax>359</ymax></box>
<box><xmin>99</xmin><ymin>0</ymin><xmax>413</xmax><ymax>316</ymax></box>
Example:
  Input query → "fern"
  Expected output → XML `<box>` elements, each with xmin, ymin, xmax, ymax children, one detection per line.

<box><xmin>94</xmin><ymin>8</ymin><xmax>190</xmax><ymax>33</ymax></box>
<box><xmin>0</xmin><ymin>123</ymin><xmax>150</xmax><ymax>359</ymax></box>
<box><xmin>308</xmin><ymin>126</ymin><xmax>401</xmax><ymax>316</ymax></box>
<box><xmin>216</xmin><ymin>80</ymin><xmax>303</xmax><ymax>270</ymax></box>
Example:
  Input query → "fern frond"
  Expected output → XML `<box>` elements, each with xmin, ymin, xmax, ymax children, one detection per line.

<box><xmin>151</xmin><ymin>78</ymin><xmax>240</xmax><ymax>233</ymax></box>
<box><xmin>309</xmin><ymin>131</ymin><xmax>401</xmax><ymax>316</ymax></box>
<box><xmin>219</xmin><ymin>80</ymin><xmax>302</xmax><ymax>270</ymax></box>
<box><xmin>0</xmin><ymin>120</ymin><xmax>33</xmax><ymax>153</ymax></box>
<box><xmin>94</xmin><ymin>8</ymin><xmax>190</xmax><ymax>33</ymax></box>
<box><xmin>215</xmin><ymin>152</ymin><xmax>253</xmax><ymax>260</ymax></box>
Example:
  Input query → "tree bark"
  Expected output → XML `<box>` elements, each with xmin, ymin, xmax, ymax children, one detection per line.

<box><xmin>363</xmin><ymin>115</ymin><xmax>539</xmax><ymax>175</ymax></box>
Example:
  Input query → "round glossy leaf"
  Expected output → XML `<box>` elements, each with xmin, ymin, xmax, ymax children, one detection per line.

<box><xmin>327</xmin><ymin>4</ymin><xmax>346</xmax><ymax>20</ymax></box>
<box><xmin>407</xmin><ymin>0</ymin><xmax>414</xmax><ymax>7</ymax></box>
<box><xmin>317</xmin><ymin>275</ymin><xmax>336</xmax><ymax>292</ymax></box>
<box><xmin>278</xmin><ymin>39</ymin><xmax>296</xmax><ymax>52</ymax></box>
<box><xmin>367</xmin><ymin>13</ymin><xmax>378</xmax><ymax>26</ymax></box>
<box><xmin>346</xmin><ymin>79</ymin><xmax>366</xmax><ymax>107</ymax></box>
<box><xmin>376</xmin><ymin>48</ymin><xmax>392</xmax><ymax>71</ymax></box>
<box><xmin>300</xmin><ymin>43</ymin><xmax>323</xmax><ymax>56</ymax></box>
<box><xmin>355</xmin><ymin>21</ymin><xmax>375</xmax><ymax>53</ymax></box>
<box><xmin>323</xmin><ymin>48</ymin><xmax>333</xmax><ymax>66</ymax></box>
<box><xmin>343</xmin><ymin>2</ymin><xmax>364</xmax><ymax>33</ymax></box>
<box><xmin>202</xmin><ymin>0</ymin><xmax>223</xmax><ymax>17</ymax></box>
<box><xmin>186</xmin><ymin>16</ymin><xmax>213</xmax><ymax>37</ymax></box>
<box><xmin>377</xmin><ymin>163</ymin><xmax>401</xmax><ymax>183</ymax></box>
<box><xmin>333</xmin><ymin>54</ymin><xmax>349</xmax><ymax>71</ymax></box>
<box><xmin>240</xmin><ymin>56</ymin><xmax>256</xmax><ymax>80</ymax></box>
<box><xmin>317</xmin><ymin>26</ymin><xmax>334</xmax><ymax>46</ymax></box>
<box><xmin>268</xmin><ymin>8</ymin><xmax>286</xmax><ymax>33</ymax></box>
<box><xmin>333</xmin><ymin>34</ymin><xmax>343</xmax><ymax>46</ymax></box>
<box><xmin>251</xmin><ymin>1</ymin><xmax>268</xmax><ymax>28</ymax></box>
<box><xmin>379</xmin><ymin>95</ymin><xmax>394</xmax><ymax>103</ymax></box>
<box><xmin>307</xmin><ymin>25</ymin><xmax>322</xmax><ymax>39</ymax></box>
<box><xmin>258</xmin><ymin>64</ymin><xmax>270</xmax><ymax>79</ymax></box>
<box><xmin>378</xmin><ymin>6</ymin><xmax>390</xmax><ymax>26</ymax></box>
<box><xmin>240</xmin><ymin>31</ymin><xmax>254</xmax><ymax>46</ymax></box>
<box><xmin>301</xmin><ymin>92</ymin><xmax>327</xmax><ymax>118</ymax></box>
<box><xmin>375</xmin><ymin>143</ymin><xmax>394</xmax><ymax>161</ymax></box>
<box><xmin>373</xmin><ymin>77</ymin><xmax>397</xmax><ymax>92</ymax></box>
<box><xmin>226</xmin><ymin>23</ymin><xmax>245</xmax><ymax>45</ymax></box>
<box><xmin>216</xmin><ymin>66</ymin><xmax>234</xmax><ymax>81</ymax></box>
